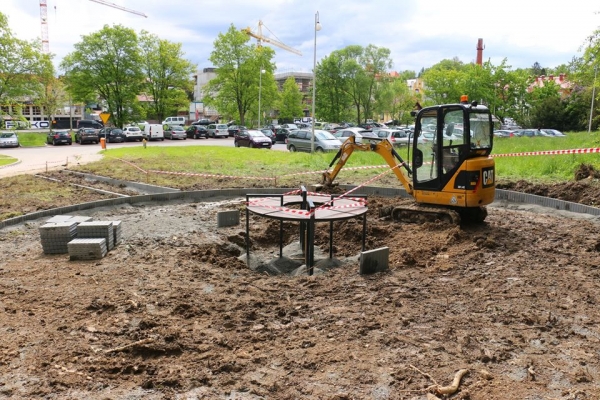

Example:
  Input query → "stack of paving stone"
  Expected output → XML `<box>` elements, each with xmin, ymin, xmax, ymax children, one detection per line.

<box><xmin>46</xmin><ymin>215</ymin><xmax>93</xmax><ymax>224</ymax></box>
<box><xmin>111</xmin><ymin>221</ymin><xmax>122</xmax><ymax>246</ymax></box>
<box><xmin>67</xmin><ymin>238</ymin><xmax>108</xmax><ymax>261</ymax></box>
<box><xmin>39</xmin><ymin>221</ymin><xmax>78</xmax><ymax>254</ymax></box>
<box><xmin>76</xmin><ymin>221</ymin><xmax>115</xmax><ymax>251</ymax></box>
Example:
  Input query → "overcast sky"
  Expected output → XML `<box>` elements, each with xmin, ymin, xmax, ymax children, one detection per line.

<box><xmin>5</xmin><ymin>0</ymin><xmax>600</xmax><ymax>75</ymax></box>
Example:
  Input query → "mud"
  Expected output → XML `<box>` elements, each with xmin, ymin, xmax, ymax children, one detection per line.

<box><xmin>1</xmin><ymin>185</ymin><xmax>600</xmax><ymax>399</ymax></box>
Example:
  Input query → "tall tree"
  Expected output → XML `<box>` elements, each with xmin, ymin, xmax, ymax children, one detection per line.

<box><xmin>359</xmin><ymin>45</ymin><xmax>393</xmax><ymax>122</ymax></box>
<box><xmin>374</xmin><ymin>76</ymin><xmax>414</xmax><ymax>125</ymax></box>
<box><xmin>60</xmin><ymin>24</ymin><xmax>144</xmax><ymax>128</ymax></box>
<box><xmin>37</xmin><ymin>67</ymin><xmax>68</xmax><ymax>132</ymax></box>
<box><xmin>0</xmin><ymin>12</ymin><xmax>51</xmax><ymax>103</ymax></box>
<box><xmin>205</xmin><ymin>25</ymin><xmax>276</xmax><ymax>127</ymax></box>
<box><xmin>315</xmin><ymin>53</ymin><xmax>352</xmax><ymax>123</ymax></box>
<box><xmin>277</xmin><ymin>77</ymin><xmax>303</xmax><ymax>122</ymax></box>
<box><xmin>420</xmin><ymin>58</ymin><xmax>468</xmax><ymax>105</ymax></box>
<box><xmin>139</xmin><ymin>31</ymin><xmax>195</xmax><ymax>122</ymax></box>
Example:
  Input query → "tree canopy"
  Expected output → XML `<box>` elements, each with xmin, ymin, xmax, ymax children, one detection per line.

<box><xmin>139</xmin><ymin>31</ymin><xmax>195</xmax><ymax>122</ymax></box>
<box><xmin>204</xmin><ymin>25</ymin><xmax>277</xmax><ymax>127</ymax></box>
<box><xmin>0</xmin><ymin>12</ymin><xmax>53</xmax><ymax>104</ymax></box>
<box><xmin>61</xmin><ymin>24</ymin><xmax>144</xmax><ymax>128</ymax></box>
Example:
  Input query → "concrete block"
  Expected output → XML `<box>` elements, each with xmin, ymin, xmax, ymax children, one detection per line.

<box><xmin>77</xmin><ymin>221</ymin><xmax>114</xmax><ymax>251</ymax></box>
<box><xmin>39</xmin><ymin>221</ymin><xmax>78</xmax><ymax>254</ymax></box>
<box><xmin>359</xmin><ymin>247</ymin><xmax>389</xmax><ymax>275</ymax></box>
<box><xmin>217</xmin><ymin>210</ymin><xmax>239</xmax><ymax>227</ymax></box>
<box><xmin>68</xmin><ymin>238</ymin><xmax>107</xmax><ymax>260</ymax></box>
<box><xmin>111</xmin><ymin>221</ymin><xmax>122</xmax><ymax>245</ymax></box>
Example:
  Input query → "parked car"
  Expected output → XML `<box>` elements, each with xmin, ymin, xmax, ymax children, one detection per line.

<box><xmin>228</xmin><ymin>125</ymin><xmax>247</xmax><ymax>137</ymax></box>
<box><xmin>97</xmin><ymin>127</ymin><xmax>126</xmax><ymax>143</ymax></box>
<box><xmin>274</xmin><ymin>128</ymin><xmax>296</xmax><ymax>143</ymax></box>
<box><xmin>493</xmin><ymin>130</ymin><xmax>516</xmax><ymax>138</ymax></box>
<box><xmin>75</xmin><ymin>128</ymin><xmax>99</xmax><ymax>144</ymax></box>
<box><xmin>186</xmin><ymin>125</ymin><xmax>208</xmax><ymax>139</ymax></box>
<box><xmin>260</xmin><ymin>129</ymin><xmax>277</xmax><ymax>144</ymax></box>
<box><xmin>286</xmin><ymin>129</ymin><xmax>343</xmax><ymax>153</ymax></box>
<box><xmin>372</xmin><ymin>128</ymin><xmax>410</xmax><ymax>147</ymax></box>
<box><xmin>281</xmin><ymin>123</ymin><xmax>299</xmax><ymax>130</ymax></box>
<box><xmin>514</xmin><ymin>129</ymin><xmax>544</xmax><ymax>137</ymax></box>
<box><xmin>161</xmin><ymin>116</ymin><xmax>186</xmax><ymax>126</ymax></box>
<box><xmin>234</xmin><ymin>130</ymin><xmax>272</xmax><ymax>149</ymax></box>
<box><xmin>164</xmin><ymin>125</ymin><xmax>187</xmax><ymax>140</ymax></box>
<box><xmin>541</xmin><ymin>129</ymin><xmax>567</xmax><ymax>137</ymax></box>
<box><xmin>334</xmin><ymin>127</ymin><xmax>375</xmax><ymax>144</ymax></box>
<box><xmin>47</xmin><ymin>130</ymin><xmax>72</xmax><ymax>145</ymax></box>
<box><xmin>264</xmin><ymin>123</ymin><xmax>281</xmax><ymax>133</ymax></box>
<box><xmin>144</xmin><ymin>124</ymin><xmax>164</xmax><ymax>141</ymax></box>
<box><xmin>191</xmin><ymin>118</ymin><xmax>211</xmax><ymax>126</ymax></box>
<box><xmin>323</xmin><ymin>123</ymin><xmax>340</xmax><ymax>132</ymax></box>
<box><xmin>76</xmin><ymin>119</ymin><xmax>103</xmax><ymax>130</ymax></box>
<box><xmin>207</xmin><ymin>123</ymin><xmax>229</xmax><ymax>138</ymax></box>
<box><xmin>122</xmin><ymin>126</ymin><xmax>144</xmax><ymax>141</ymax></box>
<box><xmin>0</xmin><ymin>131</ymin><xmax>19</xmax><ymax>148</ymax></box>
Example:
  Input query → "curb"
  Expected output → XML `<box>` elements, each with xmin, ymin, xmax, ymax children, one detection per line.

<box><xmin>0</xmin><ymin>159</ymin><xmax>22</xmax><ymax>169</ymax></box>
<box><xmin>62</xmin><ymin>169</ymin><xmax>179</xmax><ymax>194</ymax></box>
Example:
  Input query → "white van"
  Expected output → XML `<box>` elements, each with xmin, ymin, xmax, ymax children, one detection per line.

<box><xmin>161</xmin><ymin>116</ymin><xmax>186</xmax><ymax>126</ymax></box>
<box><xmin>144</xmin><ymin>124</ymin><xmax>164</xmax><ymax>141</ymax></box>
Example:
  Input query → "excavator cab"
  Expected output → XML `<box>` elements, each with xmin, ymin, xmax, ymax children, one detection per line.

<box><xmin>410</xmin><ymin>97</ymin><xmax>495</xmax><ymax>214</ymax></box>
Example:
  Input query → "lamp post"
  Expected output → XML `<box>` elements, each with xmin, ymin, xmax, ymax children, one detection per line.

<box><xmin>258</xmin><ymin>68</ymin><xmax>265</xmax><ymax>128</ymax></box>
<box><xmin>311</xmin><ymin>11</ymin><xmax>321</xmax><ymax>153</ymax></box>
<box><xmin>589</xmin><ymin>65</ymin><xmax>597</xmax><ymax>133</ymax></box>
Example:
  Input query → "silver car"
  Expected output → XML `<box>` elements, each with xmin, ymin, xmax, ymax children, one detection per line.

<box><xmin>372</xmin><ymin>128</ymin><xmax>410</xmax><ymax>147</ymax></box>
<box><xmin>0</xmin><ymin>131</ymin><xmax>19</xmax><ymax>148</ymax></box>
<box><xmin>286</xmin><ymin>129</ymin><xmax>342</xmax><ymax>153</ymax></box>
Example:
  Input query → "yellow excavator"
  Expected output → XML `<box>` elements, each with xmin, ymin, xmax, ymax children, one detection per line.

<box><xmin>322</xmin><ymin>96</ymin><xmax>495</xmax><ymax>223</ymax></box>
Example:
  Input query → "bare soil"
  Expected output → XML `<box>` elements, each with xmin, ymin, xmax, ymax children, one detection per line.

<box><xmin>0</xmin><ymin>168</ymin><xmax>600</xmax><ymax>399</ymax></box>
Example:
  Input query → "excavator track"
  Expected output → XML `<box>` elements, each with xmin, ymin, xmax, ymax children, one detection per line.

<box><xmin>379</xmin><ymin>203</ymin><xmax>488</xmax><ymax>225</ymax></box>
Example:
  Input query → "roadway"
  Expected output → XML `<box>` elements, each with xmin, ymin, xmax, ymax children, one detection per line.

<box><xmin>0</xmin><ymin>137</ymin><xmax>289</xmax><ymax>178</ymax></box>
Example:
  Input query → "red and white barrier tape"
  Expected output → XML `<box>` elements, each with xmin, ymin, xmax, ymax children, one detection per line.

<box><xmin>280</xmin><ymin>164</ymin><xmax>388</xmax><ymax>177</ymax></box>
<box><xmin>492</xmin><ymin>147</ymin><xmax>600</xmax><ymax>158</ymax></box>
<box><xmin>147</xmin><ymin>169</ymin><xmax>277</xmax><ymax>181</ymax></box>
<box><xmin>115</xmin><ymin>158</ymin><xmax>147</xmax><ymax>173</ymax></box>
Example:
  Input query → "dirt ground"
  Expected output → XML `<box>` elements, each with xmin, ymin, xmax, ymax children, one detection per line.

<box><xmin>0</xmin><ymin>168</ymin><xmax>600</xmax><ymax>399</ymax></box>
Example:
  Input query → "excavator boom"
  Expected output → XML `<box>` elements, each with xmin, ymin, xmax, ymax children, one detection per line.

<box><xmin>323</xmin><ymin>136</ymin><xmax>413</xmax><ymax>195</ymax></box>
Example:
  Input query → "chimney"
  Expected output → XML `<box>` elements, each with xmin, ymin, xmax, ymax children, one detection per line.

<box><xmin>559</xmin><ymin>73</ymin><xmax>564</xmax><ymax>81</ymax></box>
<box><xmin>476</xmin><ymin>38</ymin><xmax>484</xmax><ymax>66</ymax></box>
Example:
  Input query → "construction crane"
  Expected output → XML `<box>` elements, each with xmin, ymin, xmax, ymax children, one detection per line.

<box><xmin>242</xmin><ymin>20</ymin><xmax>302</xmax><ymax>56</ymax></box>
<box><xmin>39</xmin><ymin>0</ymin><xmax>49</xmax><ymax>53</ymax></box>
<box><xmin>39</xmin><ymin>0</ymin><xmax>147</xmax><ymax>53</ymax></box>
<box><xmin>88</xmin><ymin>0</ymin><xmax>148</xmax><ymax>17</ymax></box>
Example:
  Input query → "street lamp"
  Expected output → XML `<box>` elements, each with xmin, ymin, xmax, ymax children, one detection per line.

<box><xmin>311</xmin><ymin>11</ymin><xmax>321</xmax><ymax>153</ymax></box>
<box><xmin>258</xmin><ymin>68</ymin><xmax>265</xmax><ymax>128</ymax></box>
<box><xmin>589</xmin><ymin>65</ymin><xmax>597</xmax><ymax>133</ymax></box>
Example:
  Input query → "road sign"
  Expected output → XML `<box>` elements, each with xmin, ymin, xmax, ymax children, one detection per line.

<box><xmin>99</xmin><ymin>112</ymin><xmax>111</xmax><ymax>124</ymax></box>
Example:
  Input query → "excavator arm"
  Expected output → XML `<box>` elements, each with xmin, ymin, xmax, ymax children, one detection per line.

<box><xmin>322</xmin><ymin>136</ymin><xmax>415</xmax><ymax>196</ymax></box>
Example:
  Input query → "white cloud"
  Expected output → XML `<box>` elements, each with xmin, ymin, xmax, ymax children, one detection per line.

<box><xmin>4</xmin><ymin>0</ymin><xmax>599</xmax><ymax>74</ymax></box>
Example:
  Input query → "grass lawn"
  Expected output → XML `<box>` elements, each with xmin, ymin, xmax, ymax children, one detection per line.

<box><xmin>0</xmin><ymin>155</ymin><xmax>17</xmax><ymax>167</ymax></box>
<box><xmin>70</xmin><ymin>130</ymin><xmax>600</xmax><ymax>187</ymax></box>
